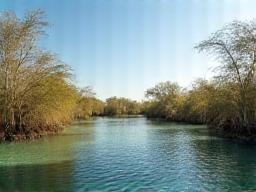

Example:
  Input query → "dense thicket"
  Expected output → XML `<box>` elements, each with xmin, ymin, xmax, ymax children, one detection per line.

<box><xmin>144</xmin><ymin>20</ymin><xmax>256</xmax><ymax>139</ymax></box>
<box><xmin>197</xmin><ymin>20</ymin><xmax>256</xmax><ymax>137</ymax></box>
<box><xmin>0</xmin><ymin>10</ymin><xmax>77</xmax><ymax>140</ymax></box>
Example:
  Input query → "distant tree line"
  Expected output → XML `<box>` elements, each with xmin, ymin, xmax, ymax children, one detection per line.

<box><xmin>104</xmin><ymin>97</ymin><xmax>141</xmax><ymax>116</ymax></box>
<box><xmin>74</xmin><ymin>86</ymin><xmax>104</xmax><ymax>119</ymax></box>
<box><xmin>74</xmin><ymin>90</ymin><xmax>142</xmax><ymax>119</ymax></box>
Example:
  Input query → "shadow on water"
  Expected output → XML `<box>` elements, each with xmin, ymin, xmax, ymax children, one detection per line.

<box><xmin>192</xmin><ymin>137</ymin><xmax>256</xmax><ymax>191</ymax></box>
<box><xmin>0</xmin><ymin>161</ymin><xmax>74</xmax><ymax>192</ymax></box>
<box><xmin>144</xmin><ymin>119</ymin><xmax>256</xmax><ymax>191</ymax></box>
<box><xmin>0</xmin><ymin>122</ymin><xmax>94</xmax><ymax>192</ymax></box>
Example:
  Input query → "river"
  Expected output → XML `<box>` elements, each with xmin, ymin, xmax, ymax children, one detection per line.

<box><xmin>0</xmin><ymin>117</ymin><xmax>256</xmax><ymax>191</ymax></box>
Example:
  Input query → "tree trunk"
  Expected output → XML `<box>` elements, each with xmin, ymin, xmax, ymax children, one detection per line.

<box><xmin>240</xmin><ymin>89</ymin><xmax>250</xmax><ymax>134</ymax></box>
<box><xmin>18</xmin><ymin>105</ymin><xmax>23</xmax><ymax>132</ymax></box>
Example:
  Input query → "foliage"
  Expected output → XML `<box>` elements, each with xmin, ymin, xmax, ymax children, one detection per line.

<box><xmin>0</xmin><ymin>10</ymin><xmax>77</xmax><ymax>140</ymax></box>
<box><xmin>2</xmin><ymin>9</ymin><xmax>256</xmax><ymax>141</ymax></box>
<box><xmin>144</xmin><ymin>81</ymin><xmax>185</xmax><ymax>120</ymax></box>
<box><xmin>143</xmin><ymin>80</ymin><xmax>223</xmax><ymax>125</ymax></box>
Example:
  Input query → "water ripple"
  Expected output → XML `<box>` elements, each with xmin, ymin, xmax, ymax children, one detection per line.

<box><xmin>1</xmin><ymin>118</ymin><xmax>256</xmax><ymax>191</ymax></box>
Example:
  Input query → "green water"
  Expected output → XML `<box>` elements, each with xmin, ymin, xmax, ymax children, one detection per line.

<box><xmin>0</xmin><ymin>117</ymin><xmax>256</xmax><ymax>191</ymax></box>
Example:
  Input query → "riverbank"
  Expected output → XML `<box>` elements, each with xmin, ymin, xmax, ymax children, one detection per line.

<box><xmin>1</xmin><ymin>115</ymin><xmax>255</xmax><ymax>143</ymax></box>
<box><xmin>0</xmin><ymin>125</ymin><xmax>65</xmax><ymax>142</ymax></box>
<box><xmin>0</xmin><ymin>115</ymin><xmax>144</xmax><ymax>142</ymax></box>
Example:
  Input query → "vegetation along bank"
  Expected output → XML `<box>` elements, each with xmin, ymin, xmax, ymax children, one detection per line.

<box><xmin>0</xmin><ymin>10</ymin><xmax>256</xmax><ymax>142</ymax></box>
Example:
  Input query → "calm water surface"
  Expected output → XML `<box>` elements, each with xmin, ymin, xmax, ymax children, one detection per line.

<box><xmin>0</xmin><ymin>117</ymin><xmax>256</xmax><ymax>191</ymax></box>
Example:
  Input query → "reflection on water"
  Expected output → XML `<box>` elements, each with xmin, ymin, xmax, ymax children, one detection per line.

<box><xmin>0</xmin><ymin>117</ymin><xmax>256</xmax><ymax>191</ymax></box>
<box><xmin>0</xmin><ymin>161</ymin><xmax>73</xmax><ymax>192</ymax></box>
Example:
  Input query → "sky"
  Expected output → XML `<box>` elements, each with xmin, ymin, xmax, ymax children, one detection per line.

<box><xmin>1</xmin><ymin>0</ymin><xmax>256</xmax><ymax>100</ymax></box>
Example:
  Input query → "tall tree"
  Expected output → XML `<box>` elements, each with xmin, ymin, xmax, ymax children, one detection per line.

<box><xmin>0</xmin><ymin>10</ymin><xmax>77</xmax><ymax>140</ymax></box>
<box><xmin>196</xmin><ymin>20</ymin><xmax>256</xmax><ymax>134</ymax></box>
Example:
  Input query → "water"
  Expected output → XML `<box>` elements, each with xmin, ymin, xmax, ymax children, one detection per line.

<box><xmin>0</xmin><ymin>117</ymin><xmax>256</xmax><ymax>191</ymax></box>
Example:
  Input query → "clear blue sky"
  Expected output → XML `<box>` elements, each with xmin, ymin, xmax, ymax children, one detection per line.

<box><xmin>1</xmin><ymin>0</ymin><xmax>256</xmax><ymax>100</ymax></box>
